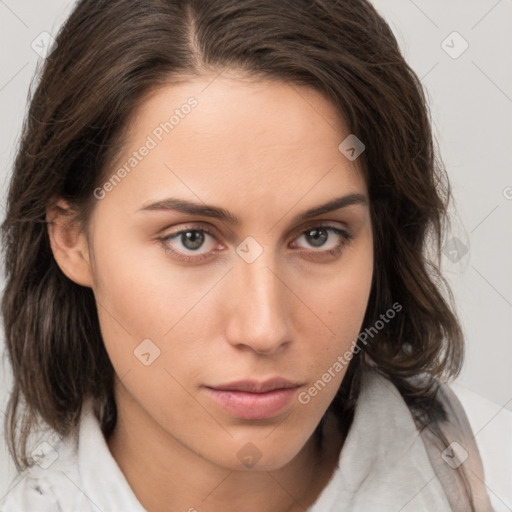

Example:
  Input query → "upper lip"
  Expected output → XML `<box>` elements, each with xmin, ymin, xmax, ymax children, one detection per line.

<box><xmin>207</xmin><ymin>378</ymin><xmax>300</xmax><ymax>394</ymax></box>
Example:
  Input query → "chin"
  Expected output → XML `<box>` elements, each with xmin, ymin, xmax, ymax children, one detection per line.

<box><xmin>211</xmin><ymin>436</ymin><xmax>311</xmax><ymax>472</ymax></box>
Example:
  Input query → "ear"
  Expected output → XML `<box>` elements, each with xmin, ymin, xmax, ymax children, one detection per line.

<box><xmin>46</xmin><ymin>199</ymin><xmax>94</xmax><ymax>288</ymax></box>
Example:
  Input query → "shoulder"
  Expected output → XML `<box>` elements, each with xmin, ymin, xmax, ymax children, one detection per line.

<box><xmin>412</xmin><ymin>376</ymin><xmax>494</xmax><ymax>512</ymax></box>
<box><xmin>361</xmin><ymin>370</ymin><xmax>493</xmax><ymax>511</ymax></box>
<box><xmin>0</xmin><ymin>433</ymin><xmax>92</xmax><ymax>512</ymax></box>
<box><xmin>2</xmin><ymin>398</ymin><xmax>146</xmax><ymax>512</ymax></box>
<box><xmin>0</xmin><ymin>469</ymin><xmax>79</xmax><ymax>512</ymax></box>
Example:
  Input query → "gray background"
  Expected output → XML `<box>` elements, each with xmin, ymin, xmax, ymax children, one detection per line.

<box><xmin>1</xmin><ymin>0</ymin><xmax>511</xmax><ymax>507</ymax></box>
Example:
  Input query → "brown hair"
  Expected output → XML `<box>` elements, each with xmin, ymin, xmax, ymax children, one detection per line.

<box><xmin>1</xmin><ymin>0</ymin><xmax>462</xmax><ymax>471</ymax></box>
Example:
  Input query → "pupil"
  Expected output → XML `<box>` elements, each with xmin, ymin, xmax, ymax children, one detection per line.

<box><xmin>182</xmin><ymin>230</ymin><xmax>204</xmax><ymax>250</ymax></box>
<box><xmin>307</xmin><ymin>228</ymin><xmax>327</xmax><ymax>247</ymax></box>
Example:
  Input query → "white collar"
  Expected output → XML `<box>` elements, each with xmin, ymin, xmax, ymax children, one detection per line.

<box><xmin>77</xmin><ymin>399</ymin><xmax>146</xmax><ymax>511</ymax></box>
<box><xmin>307</xmin><ymin>370</ymin><xmax>451</xmax><ymax>511</ymax></box>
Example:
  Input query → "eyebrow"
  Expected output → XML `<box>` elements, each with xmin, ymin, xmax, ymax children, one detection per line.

<box><xmin>137</xmin><ymin>192</ymin><xmax>367</xmax><ymax>225</ymax></box>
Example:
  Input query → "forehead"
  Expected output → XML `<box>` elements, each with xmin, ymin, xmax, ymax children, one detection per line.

<box><xmin>100</xmin><ymin>74</ymin><xmax>367</xmax><ymax>216</ymax></box>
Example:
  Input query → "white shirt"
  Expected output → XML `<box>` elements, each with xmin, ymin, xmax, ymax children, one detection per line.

<box><xmin>0</xmin><ymin>371</ymin><xmax>476</xmax><ymax>511</ymax></box>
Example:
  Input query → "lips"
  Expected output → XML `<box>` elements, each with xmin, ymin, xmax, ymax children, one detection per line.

<box><xmin>210</xmin><ymin>378</ymin><xmax>299</xmax><ymax>393</ymax></box>
<box><xmin>205</xmin><ymin>378</ymin><xmax>301</xmax><ymax>420</ymax></box>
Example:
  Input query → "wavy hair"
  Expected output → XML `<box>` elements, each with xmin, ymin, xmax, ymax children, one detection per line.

<box><xmin>1</xmin><ymin>0</ymin><xmax>463</xmax><ymax>471</ymax></box>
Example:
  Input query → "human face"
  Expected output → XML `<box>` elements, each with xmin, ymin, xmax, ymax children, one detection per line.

<box><xmin>86</xmin><ymin>73</ymin><xmax>373</xmax><ymax>471</ymax></box>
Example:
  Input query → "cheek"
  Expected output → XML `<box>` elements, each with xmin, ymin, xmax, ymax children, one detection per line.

<box><xmin>313</xmin><ymin>237</ymin><xmax>373</xmax><ymax>343</ymax></box>
<box><xmin>298</xmin><ymin>260</ymin><xmax>373</xmax><ymax>413</ymax></box>
<box><xmin>326</xmin><ymin>270</ymin><xmax>372</xmax><ymax>336</ymax></box>
<box><xmin>91</xmin><ymin>219</ymin><xmax>191</xmax><ymax>330</ymax></box>
<box><xmin>302</xmin><ymin>248</ymin><xmax>373</xmax><ymax>396</ymax></box>
<box><xmin>89</xmin><ymin>219</ymin><xmax>225</xmax><ymax>382</ymax></box>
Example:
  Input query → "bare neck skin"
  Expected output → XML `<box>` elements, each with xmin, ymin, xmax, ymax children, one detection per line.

<box><xmin>107</xmin><ymin>377</ymin><xmax>344</xmax><ymax>512</ymax></box>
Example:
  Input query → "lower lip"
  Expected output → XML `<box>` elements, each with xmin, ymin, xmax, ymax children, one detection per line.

<box><xmin>205</xmin><ymin>387</ymin><xmax>297</xmax><ymax>420</ymax></box>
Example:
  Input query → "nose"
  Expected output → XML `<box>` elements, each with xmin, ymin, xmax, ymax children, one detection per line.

<box><xmin>225</xmin><ymin>254</ymin><xmax>291</xmax><ymax>355</ymax></box>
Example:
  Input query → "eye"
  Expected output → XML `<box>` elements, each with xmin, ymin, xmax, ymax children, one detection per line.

<box><xmin>159</xmin><ymin>226</ymin><xmax>219</xmax><ymax>262</ymax></box>
<box><xmin>291</xmin><ymin>225</ymin><xmax>353</xmax><ymax>258</ymax></box>
<box><xmin>158</xmin><ymin>223</ymin><xmax>353</xmax><ymax>263</ymax></box>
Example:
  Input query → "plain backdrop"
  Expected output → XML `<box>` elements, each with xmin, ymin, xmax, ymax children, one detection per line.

<box><xmin>0</xmin><ymin>0</ymin><xmax>511</xmax><ymax>509</ymax></box>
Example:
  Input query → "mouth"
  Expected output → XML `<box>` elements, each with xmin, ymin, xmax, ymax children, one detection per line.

<box><xmin>204</xmin><ymin>378</ymin><xmax>301</xmax><ymax>420</ymax></box>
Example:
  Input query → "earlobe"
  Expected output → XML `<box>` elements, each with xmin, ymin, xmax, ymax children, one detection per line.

<box><xmin>46</xmin><ymin>199</ymin><xmax>94</xmax><ymax>288</ymax></box>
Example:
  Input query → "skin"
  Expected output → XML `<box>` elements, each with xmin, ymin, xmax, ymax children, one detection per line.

<box><xmin>47</xmin><ymin>72</ymin><xmax>374</xmax><ymax>512</ymax></box>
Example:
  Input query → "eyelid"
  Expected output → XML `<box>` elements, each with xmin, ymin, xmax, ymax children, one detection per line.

<box><xmin>287</xmin><ymin>219</ymin><xmax>350</xmax><ymax>241</ymax></box>
<box><xmin>160</xmin><ymin>220</ymin><xmax>349</xmax><ymax>243</ymax></box>
<box><xmin>289</xmin><ymin>225</ymin><xmax>352</xmax><ymax>251</ymax></box>
<box><xmin>161</xmin><ymin>224</ymin><xmax>222</xmax><ymax>248</ymax></box>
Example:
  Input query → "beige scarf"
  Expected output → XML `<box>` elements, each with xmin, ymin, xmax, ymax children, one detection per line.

<box><xmin>307</xmin><ymin>370</ymin><xmax>493</xmax><ymax>511</ymax></box>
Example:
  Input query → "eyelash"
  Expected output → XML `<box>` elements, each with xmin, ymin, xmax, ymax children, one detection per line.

<box><xmin>158</xmin><ymin>224</ymin><xmax>353</xmax><ymax>263</ymax></box>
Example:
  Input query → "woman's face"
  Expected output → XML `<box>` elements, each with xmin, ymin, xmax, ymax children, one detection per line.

<box><xmin>83</xmin><ymin>73</ymin><xmax>373</xmax><ymax>470</ymax></box>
